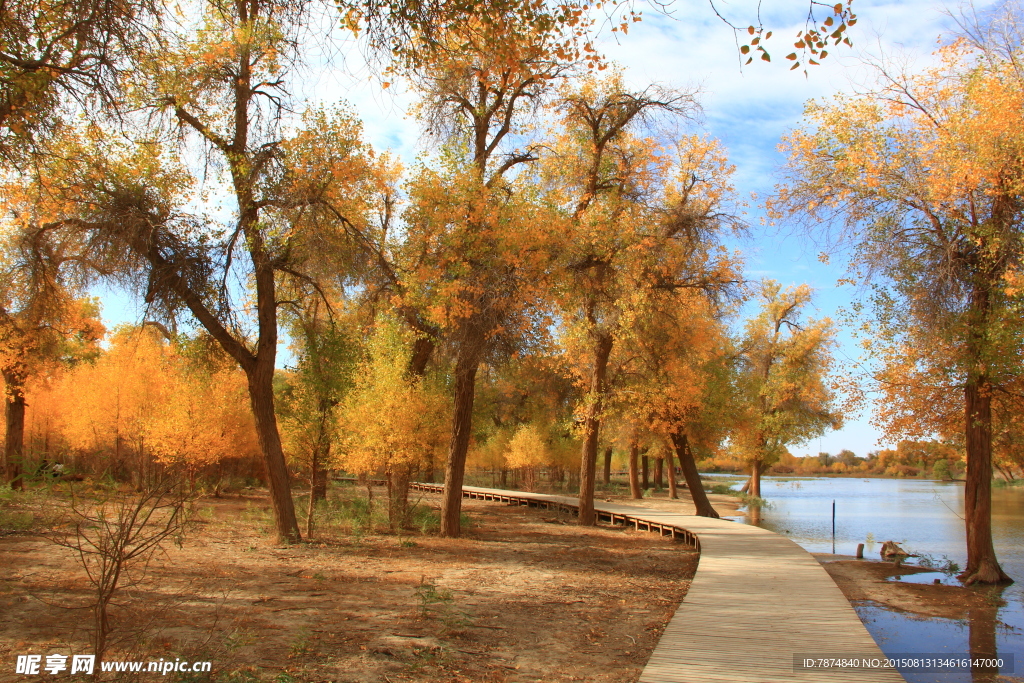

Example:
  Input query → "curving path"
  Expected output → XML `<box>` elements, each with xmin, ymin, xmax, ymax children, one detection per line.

<box><xmin>408</xmin><ymin>482</ymin><xmax>905</xmax><ymax>683</ymax></box>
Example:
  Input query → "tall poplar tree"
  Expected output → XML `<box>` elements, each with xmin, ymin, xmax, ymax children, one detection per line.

<box><xmin>402</xmin><ymin>11</ymin><xmax>576</xmax><ymax>537</ymax></box>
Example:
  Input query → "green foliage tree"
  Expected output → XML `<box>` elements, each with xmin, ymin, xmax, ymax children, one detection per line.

<box><xmin>278</xmin><ymin>299</ymin><xmax>360</xmax><ymax>537</ymax></box>
<box><xmin>732</xmin><ymin>281</ymin><xmax>841</xmax><ymax>498</ymax></box>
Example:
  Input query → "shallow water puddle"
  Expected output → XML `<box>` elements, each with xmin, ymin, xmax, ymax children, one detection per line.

<box><xmin>887</xmin><ymin>571</ymin><xmax>961</xmax><ymax>587</ymax></box>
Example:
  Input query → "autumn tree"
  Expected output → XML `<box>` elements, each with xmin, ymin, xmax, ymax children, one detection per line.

<box><xmin>732</xmin><ymin>281</ymin><xmax>841</xmax><ymax>498</ymax></box>
<box><xmin>147</xmin><ymin>332</ymin><xmax>260</xmax><ymax>485</ymax></box>
<box><xmin>468</xmin><ymin>346</ymin><xmax>576</xmax><ymax>487</ymax></box>
<box><xmin>0</xmin><ymin>0</ymin><xmax>156</xmax><ymax>160</ymax></box>
<box><xmin>338</xmin><ymin>317</ymin><xmax>448</xmax><ymax>530</ymax></box>
<box><xmin>545</xmin><ymin>76</ymin><xmax>741</xmax><ymax>522</ymax></box>
<box><xmin>59</xmin><ymin>326</ymin><xmax>258</xmax><ymax>485</ymax></box>
<box><xmin>0</xmin><ymin>227</ymin><xmax>103</xmax><ymax>488</ymax></box>
<box><xmin>774</xmin><ymin>42</ymin><xmax>1023</xmax><ymax>583</ymax></box>
<box><xmin>505</xmin><ymin>423</ymin><xmax>549</xmax><ymax>490</ymax></box>
<box><xmin>6</xmin><ymin>0</ymin><xmax>392</xmax><ymax>541</ymax></box>
<box><xmin>623</xmin><ymin>292</ymin><xmax>735</xmax><ymax>516</ymax></box>
<box><xmin>397</xmin><ymin>9</ymin><xmax>582</xmax><ymax>538</ymax></box>
<box><xmin>546</xmin><ymin>76</ymin><xmax>693</xmax><ymax>524</ymax></box>
<box><xmin>61</xmin><ymin>326</ymin><xmax>170</xmax><ymax>480</ymax></box>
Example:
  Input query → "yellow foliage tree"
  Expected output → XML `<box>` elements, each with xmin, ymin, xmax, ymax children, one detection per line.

<box><xmin>732</xmin><ymin>281</ymin><xmax>841</xmax><ymax>498</ymax></box>
<box><xmin>505</xmin><ymin>423</ymin><xmax>549</xmax><ymax>491</ymax></box>
<box><xmin>60</xmin><ymin>326</ymin><xmax>257</xmax><ymax>484</ymax></box>
<box><xmin>337</xmin><ymin>319</ymin><xmax>448</xmax><ymax>530</ymax></box>
<box><xmin>545</xmin><ymin>75</ymin><xmax>742</xmax><ymax>523</ymax></box>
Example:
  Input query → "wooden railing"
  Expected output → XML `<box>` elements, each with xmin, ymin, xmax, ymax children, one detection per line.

<box><xmin>407</xmin><ymin>482</ymin><xmax>700</xmax><ymax>551</ymax></box>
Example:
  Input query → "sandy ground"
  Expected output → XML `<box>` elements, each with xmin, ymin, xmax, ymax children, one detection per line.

<box><xmin>0</xmin><ymin>489</ymin><xmax>699</xmax><ymax>683</ymax></box>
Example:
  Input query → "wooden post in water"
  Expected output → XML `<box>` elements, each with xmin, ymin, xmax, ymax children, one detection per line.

<box><xmin>832</xmin><ymin>499</ymin><xmax>836</xmax><ymax>554</ymax></box>
<box><xmin>856</xmin><ymin>543</ymin><xmax>864</xmax><ymax>559</ymax></box>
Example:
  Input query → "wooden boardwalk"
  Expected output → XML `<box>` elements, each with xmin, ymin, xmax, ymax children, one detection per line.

<box><xmin>408</xmin><ymin>482</ymin><xmax>905</xmax><ymax>683</ymax></box>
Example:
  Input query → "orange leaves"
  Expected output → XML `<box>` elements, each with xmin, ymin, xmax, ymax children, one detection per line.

<box><xmin>776</xmin><ymin>42</ymin><xmax>1024</xmax><ymax>452</ymax></box>
<box><xmin>540</xmin><ymin>76</ymin><xmax>741</xmax><ymax>443</ymax></box>
<box><xmin>777</xmin><ymin>44</ymin><xmax>1024</xmax><ymax>244</ymax></box>
<box><xmin>57</xmin><ymin>326</ymin><xmax>257</xmax><ymax>469</ymax></box>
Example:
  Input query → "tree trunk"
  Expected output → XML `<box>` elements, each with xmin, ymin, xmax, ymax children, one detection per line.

<box><xmin>440</xmin><ymin>344</ymin><xmax>481</xmax><ymax>538</ymax></box>
<box><xmin>388</xmin><ymin>464</ymin><xmax>412</xmax><ymax>531</ymax></box>
<box><xmin>748</xmin><ymin>459</ymin><xmax>763</xmax><ymax>498</ymax></box>
<box><xmin>960</xmin><ymin>373</ymin><xmax>1011</xmax><ymax>584</ymax></box>
<box><xmin>306</xmin><ymin>440</ymin><xmax>329</xmax><ymax>538</ymax></box>
<box><xmin>958</xmin><ymin>277</ymin><xmax>1010</xmax><ymax>585</ymax></box>
<box><xmin>628</xmin><ymin>439</ymin><xmax>642</xmax><ymax>499</ymax></box>
<box><xmin>577</xmin><ymin>333</ymin><xmax>613</xmax><ymax>526</ymax></box>
<box><xmin>665</xmin><ymin>445</ymin><xmax>678</xmax><ymax>500</ymax></box>
<box><xmin>305</xmin><ymin>483</ymin><xmax>317</xmax><ymax>539</ymax></box>
<box><xmin>641</xmin><ymin>455</ymin><xmax>649</xmax><ymax>490</ymax></box>
<box><xmin>654</xmin><ymin>457</ymin><xmax>664</xmax><ymax>490</ymax></box>
<box><xmin>246</xmin><ymin>362</ymin><xmax>301</xmax><ymax>543</ymax></box>
<box><xmin>94</xmin><ymin>597</ymin><xmax>110</xmax><ymax>662</ymax></box>
<box><xmin>312</xmin><ymin>441</ymin><xmax>329</xmax><ymax>503</ymax></box>
<box><xmin>670</xmin><ymin>432</ymin><xmax>719</xmax><ymax>518</ymax></box>
<box><xmin>602</xmin><ymin>446</ymin><xmax>612</xmax><ymax>485</ymax></box>
<box><xmin>4</xmin><ymin>372</ymin><xmax>26</xmax><ymax>491</ymax></box>
<box><xmin>424</xmin><ymin>451</ymin><xmax>435</xmax><ymax>483</ymax></box>
<box><xmin>407</xmin><ymin>332</ymin><xmax>436</xmax><ymax>377</ymax></box>
<box><xmin>523</xmin><ymin>465</ymin><xmax>536</xmax><ymax>491</ymax></box>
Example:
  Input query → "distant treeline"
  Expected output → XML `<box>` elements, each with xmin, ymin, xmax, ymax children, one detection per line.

<box><xmin>696</xmin><ymin>440</ymin><xmax>1015</xmax><ymax>480</ymax></box>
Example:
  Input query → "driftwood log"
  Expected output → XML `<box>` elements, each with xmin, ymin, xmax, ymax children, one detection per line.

<box><xmin>880</xmin><ymin>540</ymin><xmax>917</xmax><ymax>565</ymax></box>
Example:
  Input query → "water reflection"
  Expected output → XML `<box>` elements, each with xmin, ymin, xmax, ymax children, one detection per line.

<box><xmin>886</xmin><ymin>571</ymin><xmax>958</xmax><ymax>586</ymax></box>
<box><xmin>850</xmin><ymin>599</ymin><xmax>1019</xmax><ymax>683</ymax></box>
<box><xmin>746</xmin><ymin>503</ymin><xmax>761</xmax><ymax>526</ymax></box>
<box><xmin>968</xmin><ymin>605</ymin><xmax>999</xmax><ymax>683</ymax></box>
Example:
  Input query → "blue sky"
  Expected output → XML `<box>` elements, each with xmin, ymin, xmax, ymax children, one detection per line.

<box><xmin>97</xmin><ymin>0</ymin><xmax>985</xmax><ymax>458</ymax></box>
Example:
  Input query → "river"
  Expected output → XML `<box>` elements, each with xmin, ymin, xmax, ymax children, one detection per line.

<box><xmin>708</xmin><ymin>475</ymin><xmax>1024</xmax><ymax>683</ymax></box>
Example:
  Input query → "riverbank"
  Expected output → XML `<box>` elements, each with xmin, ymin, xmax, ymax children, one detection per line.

<box><xmin>814</xmin><ymin>555</ymin><xmax>1005</xmax><ymax>620</ymax></box>
<box><xmin>815</xmin><ymin>555</ymin><xmax>1024</xmax><ymax>683</ymax></box>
